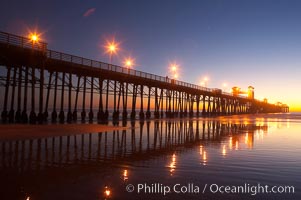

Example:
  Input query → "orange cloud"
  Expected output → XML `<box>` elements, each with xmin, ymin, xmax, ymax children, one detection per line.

<box><xmin>83</xmin><ymin>8</ymin><xmax>96</xmax><ymax>17</ymax></box>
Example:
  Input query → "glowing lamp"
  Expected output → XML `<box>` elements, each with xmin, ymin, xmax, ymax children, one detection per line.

<box><xmin>104</xmin><ymin>186</ymin><xmax>111</xmax><ymax>198</ymax></box>
<box><xmin>126</xmin><ymin>60</ymin><xmax>132</xmax><ymax>66</ymax></box>
<box><xmin>171</xmin><ymin>65</ymin><xmax>177</xmax><ymax>72</ymax></box>
<box><xmin>109</xmin><ymin>45</ymin><xmax>116</xmax><ymax>52</ymax></box>
<box><xmin>30</xmin><ymin>34</ymin><xmax>39</xmax><ymax>42</ymax></box>
<box><xmin>105</xmin><ymin>40</ymin><xmax>119</xmax><ymax>55</ymax></box>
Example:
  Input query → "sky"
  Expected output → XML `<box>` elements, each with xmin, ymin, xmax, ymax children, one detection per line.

<box><xmin>0</xmin><ymin>0</ymin><xmax>300</xmax><ymax>111</ymax></box>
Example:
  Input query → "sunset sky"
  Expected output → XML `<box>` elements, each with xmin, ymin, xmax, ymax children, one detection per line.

<box><xmin>1</xmin><ymin>0</ymin><xmax>300</xmax><ymax>111</ymax></box>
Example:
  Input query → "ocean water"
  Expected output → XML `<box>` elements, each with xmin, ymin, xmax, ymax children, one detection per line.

<box><xmin>0</xmin><ymin>113</ymin><xmax>300</xmax><ymax>200</ymax></box>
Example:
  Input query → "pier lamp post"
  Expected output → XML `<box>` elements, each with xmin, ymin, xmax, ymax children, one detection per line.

<box><xmin>104</xmin><ymin>40</ymin><xmax>119</xmax><ymax>121</ymax></box>
<box><xmin>109</xmin><ymin>44</ymin><xmax>115</xmax><ymax>63</ymax></box>
<box><xmin>169</xmin><ymin>63</ymin><xmax>179</xmax><ymax>80</ymax></box>
<box><xmin>204</xmin><ymin>77</ymin><xmax>209</xmax><ymax>87</ymax></box>
<box><xmin>222</xmin><ymin>83</ymin><xmax>228</xmax><ymax>92</ymax></box>
<box><xmin>168</xmin><ymin>63</ymin><xmax>179</xmax><ymax>118</ymax></box>
<box><xmin>29</xmin><ymin>33</ymin><xmax>39</xmax><ymax>49</ymax></box>
<box><xmin>27</xmin><ymin>32</ymin><xmax>42</xmax><ymax>123</ymax></box>
<box><xmin>171</xmin><ymin>65</ymin><xmax>177</xmax><ymax>73</ymax></box>
<box><xmin>199</xmin><ymin>77</ymin><xmax>209</xmax><ymax>88</ymax></box>
<box><xmin>124</xmin><ymin>57</ymin><xmax>134</xmax><ymax>72</ymax></box>
<box><xmin>104</xmin><ymin>39</ymin><xmax>119</xmax><ymax>68</ymax></box>
<box><xmin>122</xmin><ymin>57</ymin><xmax>135</xmax><ymax>120</ymax></box>
<box><xmin>125</xmin><ymin>59</ymin><xmax>132</xmax><ymax>68</ymax></box>
<box><xmin>106</xmin><ymin>42</ymin><xmax>118</xmax><ymax>65</ymax></box>
<box><xmin>30</xmin><ymin>34</ymin><xmax>38</xmax><ymax>42</ymax></box>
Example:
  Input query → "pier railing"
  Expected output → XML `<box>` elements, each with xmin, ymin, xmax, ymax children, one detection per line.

<box><xmin>46</xmin><ymin>50</ymin><xmax>215</xmax><ymax>93</ymax></box>
<box><xmin>0</xmin><ymin>31</ymin><xmax>47</xmax><ymax>51</ymax></box>
<box><xmin>0</xmin><ymin>31</ymin><xmax>244</xmax><ymax>98</ymax></box>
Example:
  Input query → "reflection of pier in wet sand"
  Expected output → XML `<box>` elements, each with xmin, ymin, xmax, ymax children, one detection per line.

<box><xmin>0</xmin><ymin>120</ymin><xmax>265</xmax><ymax>171</ymax></box>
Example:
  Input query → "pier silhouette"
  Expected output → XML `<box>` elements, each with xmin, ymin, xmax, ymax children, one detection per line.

<box><xmin>0</xmin><ymin>31</ymin><xmax>289</xmax><ymax>124</ymax></box>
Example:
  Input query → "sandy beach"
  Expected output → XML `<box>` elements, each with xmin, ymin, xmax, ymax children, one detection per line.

<box><xmin>0</xmin><ymin>123</ymin><xmax>129</xmax><ymax>140</ymax></box>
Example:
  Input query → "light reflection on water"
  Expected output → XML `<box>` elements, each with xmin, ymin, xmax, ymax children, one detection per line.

<box><xmin>0</xmin><ymin>113</ymin><xmax>300</xmax><ymax>199</ymax></box>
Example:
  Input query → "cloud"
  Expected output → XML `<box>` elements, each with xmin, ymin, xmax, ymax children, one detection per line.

<box><xmin>83</xmin><ymin>8</ymin><xmax>96</xmax><ymax>17</ymax></box>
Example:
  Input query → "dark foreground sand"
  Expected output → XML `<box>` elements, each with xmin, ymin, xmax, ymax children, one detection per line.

<box><xmin>0</xmin><ymin>123</ymin><xmax>128</xmax><ymax>140</ymax></box>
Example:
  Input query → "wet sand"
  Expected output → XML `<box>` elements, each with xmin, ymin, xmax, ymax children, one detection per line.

<box><xmin>0</xmin><ymin>123</ymin><xmax>128</xmax><ymax>140</ymax></box>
